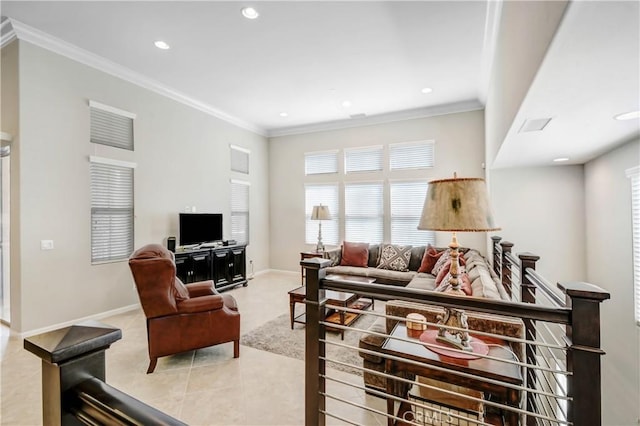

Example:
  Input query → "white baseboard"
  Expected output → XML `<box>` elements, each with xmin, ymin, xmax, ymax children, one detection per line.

<box><xmin>19</xmin><ymin>303</ymin><xmax>141</xmax><ymax>338</ymax></box>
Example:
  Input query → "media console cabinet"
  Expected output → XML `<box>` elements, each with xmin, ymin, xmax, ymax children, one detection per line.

<box><xmin>174</xmin><ymin>244</ymin><xmax>247</xmax><ymax>291</ymax></box>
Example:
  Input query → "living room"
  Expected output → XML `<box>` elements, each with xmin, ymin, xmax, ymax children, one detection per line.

<box><xmin>1</xmin><ymin>1</ymin><xmax>638</xmax><ymax>425</ymax></box>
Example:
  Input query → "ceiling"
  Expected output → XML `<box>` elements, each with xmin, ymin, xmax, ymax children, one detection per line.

<box><xmin>0</xmin><ymin>1</ymin><xmax>638</xmax><ymax>168</ymax></box>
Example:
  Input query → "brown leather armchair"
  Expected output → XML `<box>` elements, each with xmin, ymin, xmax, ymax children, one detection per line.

<box><xmin>128</xmin><ymin>244</ymin><xmax>240</xmax><ymax>373</ymax></box>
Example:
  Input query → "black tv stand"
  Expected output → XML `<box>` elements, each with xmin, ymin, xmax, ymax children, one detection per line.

<box><xmin>174</xmin><ymin>244</ymin><xmax>247</xmax><ymax>291</ymax></box>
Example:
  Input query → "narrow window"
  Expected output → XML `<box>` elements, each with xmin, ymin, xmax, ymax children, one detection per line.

<box><xmin>90</xmin><ymin>158</ymin><xmax>135</xmax><ymax>263</ymax></box>
<box><xmin>390</xmin><ymin>181</ymin><xmax>434</xmax><ymax>245</ymax></box>
<box><xmin>305</xmin><ymin>150</ymin><xmax>338</xmax><ymax>175</ymax></box>
<box><xmin>344</xmin><ymin>182</ymin><xmax>384</xmax><ymax>243</ymax></box>
<box><xmin>389</xmin><ymin>140</ymin><xmax>435</xmax><ymax>170</ymax></box>
<box><xmin>231</xmin><ymin>180</ymin><xmax>250</xmax><ymax>244</ymax></box>
<box><xmin>89</xmin><ymin>100</ymin><xmax>135</xmax><ymax>151</ymax></box>
<box><xmin>230</xmin><ymin>145</ymin><xmax>250</xmax><ymax>174</ymax></box>
<box><xmin>345</xmin><ymin>146</ymin><xmax>383</xmax><ymax>173</ymax></box>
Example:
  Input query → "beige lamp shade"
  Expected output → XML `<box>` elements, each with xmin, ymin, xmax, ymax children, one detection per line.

<box><xmin>418</xmin><ymin>176</ymin><xmax>500</xmax><ymax>232</ymax></box>
<box><xmin>311</xmin><ymin>204</ymin><xmax>331</xmax><ymax>221</ymax></box>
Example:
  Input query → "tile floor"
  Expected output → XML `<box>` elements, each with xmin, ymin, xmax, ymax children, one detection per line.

<box><xmin>0</xmin><ymin>271</ymin><xmax>387</xmax><ymax>425</ymax></box>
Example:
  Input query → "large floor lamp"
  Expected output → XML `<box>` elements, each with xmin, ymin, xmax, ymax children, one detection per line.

<box><xmin>311</xmin><ymin>204</ymin><xmax>331</xmax><ymax>253</ymax></box>
<box><xmin>418</xmin><ymin>173</ymin><xmax>500</xmax><ymax>351</ymax></box>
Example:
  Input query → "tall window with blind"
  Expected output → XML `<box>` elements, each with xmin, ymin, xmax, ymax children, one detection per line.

<box><xmin>627</xmin><ymin>166</ymin><xmax>640</xmax><ymax>326</ymax></box>
<box><xmin>231</xmin><ymin>180</ymin><xmax>250</xmax><ymax>244</ymax></box>
<box><xmin>344</xmin><ymin>182</ymin><xmax>384</xmax><ymax>243</ymax></box>
<box><xmin>390</xmin><ymin>181</ymin><xmax>434</xmax><ymax>245</ymax></box>
<box><xmin>305</xmin><ymin>184</ymin><xmax>339</xmax><ymax>246</ymax></box>
<box><xmin>90</xmin><ymin>159</ymin><xmax>134</xmax><ymax>263</ymax></box>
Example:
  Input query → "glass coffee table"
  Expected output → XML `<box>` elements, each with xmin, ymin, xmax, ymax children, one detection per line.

<box><xmin>288</xmin><ymin>274</ymin><xmax>375</xmax><ymax>339</ymax></box>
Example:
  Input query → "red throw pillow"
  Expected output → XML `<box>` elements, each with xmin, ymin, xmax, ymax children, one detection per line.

<box><xmin>340</xmin><ymin>242</ymin><xmax>369</xmax><ymax>267</ymax></box>
<box><xmin>460</xmin><ymin>273</ymin><xmax>472</xmax><ymax>296</ymax></box>
<box><xmin>417</xmin><ymin>245</ymin><xmax>443</xmax><ymax>273</ymax></box>
<box><xmin>435</xmin><ymin>260</ymin><xmax>452</xmax><ymax>285</ymax></box>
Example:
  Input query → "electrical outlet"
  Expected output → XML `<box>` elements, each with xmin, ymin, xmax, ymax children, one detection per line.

<box><xmin>40</xmin><ymin>240</ymin><xmax>54</xmax><ymax>250</ymax></box>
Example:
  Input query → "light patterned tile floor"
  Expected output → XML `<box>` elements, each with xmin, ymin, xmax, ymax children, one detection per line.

<box><xmin>0</xmin><ymin>271</ymin><xmax>387</xmax><ymax>425</ymax></box>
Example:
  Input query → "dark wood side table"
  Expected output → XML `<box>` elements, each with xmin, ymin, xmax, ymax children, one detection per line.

<box><xmin>300</xmin><ymin>251</ymin><xmax>324</xmax><ymax>284</ymax></box>
<box><xmin>382</xmin><ymin>323</ymin><xmax>522</xmax><ymax>426</ymax></box>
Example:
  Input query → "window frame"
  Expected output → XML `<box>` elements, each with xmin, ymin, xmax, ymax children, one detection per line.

<box><xmin>305</xmin><ymin>150</ymin><xmax>339</xmax><ymax>176</ymax></box>
<box><xmin>627</xmin><ymin>165</ymin><xmax>640</xmax><ymax>326</ymax></box>
<box><xmin>89</xmin><ymin>156</ymin><xmax>136</xmax><ymax>264</ymax></box>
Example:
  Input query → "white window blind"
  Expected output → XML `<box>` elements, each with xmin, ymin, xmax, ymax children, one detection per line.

<box><xmin>389</xmin><ymin>141</ymin><xmax>435</xmax><ymax>170</ymax></box>
<box><xmin>305</xmin><ymin>184</ymin><xmax>339</xmax><ymax>245</ymax></box>
<box><xmin>89</xmin><ymin>101</ymin><xmax>135</xmax><ymax>151</ymax></box>
<box><xmin>627</xmin><ymin>166</ymin><xmax>640</xmax><ymax>326</ymax></box>
<box><xmin>344</xmin><ymin>182</ymin><xmax>383</xmax><ymax>243</ymax></box>
<box><xmin>345</xmin><ymin>146</ymin><xmax>383</xmax><ymax>173</ymax></box>
<box><xmin>90</xmin><ymin>159</ymin><xmax>134</xmax><ymax>263</ymax></box>
<box><xmin>390</xmin><ymin>181</ymin><xmax>434</xmax><ymax>245</ymax></box>
<box><xmin>230</xmin><ymin>145</ymin><xmax>250</xmax><ymax>174</ymax></box>
<box><xmin>305</xmin><ymin>150</ymin><xmax>338</xmax><ymax>175</ymax></box>
<box><xmin>231</xmin><ymin>180</ymin><xmax>250</xmax><ymax>244</ymax></box>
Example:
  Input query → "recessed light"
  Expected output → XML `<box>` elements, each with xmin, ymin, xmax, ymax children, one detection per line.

<box><xmin>342</xmin><ymin>100</ymin><xmax>352</xmax><ymax>108</ymax></box>
<box><xmin>241</xmin><ymin>7</ymin><xmax>259</xmax><ymax>19</ymax></box>
<box><xmin>421</xmin><ymin>87</ymin><xmax>433</xmax><ymax>94</ymax></box>
<box><xmin>553</xmin><ymin>157</ymin><xmax>569</xmax><ymax>163</ymax></box>
<box><xmin>279</xmin><ymin>112</ymin><xmax>288</xmax><ymax>117</ymax></box>
<box><xmin>614</xmin><ymin>110</ymin><xmax>640</xmax><ymax>120</ymax></box>
<box><xmin>154</xmin><ymin>40</ymin><xmax>170</xmax><ymax>50</ymax></box>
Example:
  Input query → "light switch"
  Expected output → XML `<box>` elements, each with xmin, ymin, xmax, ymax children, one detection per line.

<box><xmin>41</xmin><ymin>240</ymin><xmax>54</xmax><ymax>250</ymax></box>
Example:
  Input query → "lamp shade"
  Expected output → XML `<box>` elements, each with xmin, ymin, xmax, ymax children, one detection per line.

<box><xmin>311</xmin><ymin>204</ymin><xmax>331</xmax><ymax>221</ymax></box>
<box><xmin>418</xmin><ymin>176</ymin><xmax>500</xmax><ymax>232</ymax></box>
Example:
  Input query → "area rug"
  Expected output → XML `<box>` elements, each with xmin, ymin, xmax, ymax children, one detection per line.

<box><xmin>240</xmin><ymin>310</ymin><xmax>379</xmax><ymax>376</ymax></box>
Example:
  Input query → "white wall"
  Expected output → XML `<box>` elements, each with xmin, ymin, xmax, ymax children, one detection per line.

<box><xmin>269</xmin><ymin>110</ymin><xmax>486</xmax><ymax>272</ymax></box>
<box><xmin>485</xmin><ymin>0</ymin><xmax>568</xmax><ymax>167</ymax></box>
<box><xmin>11</xmin><ymin>41</ymin><xmax>269</xmax><ymax>333</ymax></box>
<box><xmin>490</xmin><ymin>166</ymin><xmax>586</xmax><ymax>282</ymax></box>
<box><xmin>585</xmin><ymin>138</ymin><xmax>640</xmax><ymax>425</ymax></box>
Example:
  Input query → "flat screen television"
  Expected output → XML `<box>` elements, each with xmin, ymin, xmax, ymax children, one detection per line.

<box><xmin>179</xmin><ymin>213</ymin><xmax>223</xmax><ymax>246</ymax></box>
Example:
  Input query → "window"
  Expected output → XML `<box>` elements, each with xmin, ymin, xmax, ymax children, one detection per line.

<box><xmin>627</xmin><ymin>166</ymin><xmax>640</xmax><ymax>325</ymax></box>
<box><xmin>389</xmin><ymin>140</ymin><xmax>435</xmax><ymax>170</ymax></box>
<box><xmin>345</xmin><ymin>146</ymin><xmax>383</xmax><ymax>173</ymax></box>
<box><xmin>390</xmin><ymin>181</ymin><xmax>434</xmax><ymax>245</ymax></box>
<box><xmin>90</xmin><ymin>157</ymin><xmax>135</xmax><ymax>263</ymax></box>
<box><xmin>305</xmin><ymin>184</ymin><xmax>339</xmax><ymax>245</ymax></box>
<box><xmin>231</xmin><ymin>180</ymin><xmax>250</xmax><ymax>244</ymax></box>
<box><xmin>344</xmin><ymin>182</ymin><xmax>383</xmax><ymax>243</ymax></box>
<box><xmin>305</xmin><ymin>150</ymin><xmax>338</xmax><ymax>175</ymax></box>
<box><xmin>89</xmin><ymin>100</ymin><xmax>135</xmax><ymax>151</ymax></box>
<box><xmin>230</xmin><ymin>145</ymin><xmax>250</xmax><ymax>174</ymax></box>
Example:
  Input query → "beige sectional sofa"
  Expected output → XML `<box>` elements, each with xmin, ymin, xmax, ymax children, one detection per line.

<box><xmin>323</xmin><ymin>244</ymin><xmax>509</xmax><ymax>300</ymax></box>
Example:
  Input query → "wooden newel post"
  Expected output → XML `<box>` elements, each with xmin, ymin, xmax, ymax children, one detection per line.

<box><xmin>500</xmin><ymin>241</ymin><xmax>514</xmax><ymax>297</ymax></box>
<box><xmin>518</xmin><ymin>252</ymin><xmax>540</xmax><ymax>426</ymax></box>
<box><xmin>558</xmin><ymin>282</ymin><xmax>610</xmax><ymax>426</ymax></box>
<box><xmin>491</xmin><ymin>236</ymin><xmax>502</xmax><ymax>277</ymax></box>
<box><xmin>302</xmin><ymin>257</ymin><xmax>330</xmax><ymax>426</ymax></box>
<box><xmin>23</xmin><ymin>321</ymin><xmax>122</xmax><ymax>426</ymax></box>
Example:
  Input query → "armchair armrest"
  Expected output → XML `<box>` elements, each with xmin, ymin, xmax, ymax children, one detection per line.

<box><xmin>176</xmin><ymin>294</ymin><xmax>223</xmax><ymax>314</ymax></box>
<box><xmin>185</xmin><ymin>280</ymin><xmax>217</xmax><ymax>298</ymax></box>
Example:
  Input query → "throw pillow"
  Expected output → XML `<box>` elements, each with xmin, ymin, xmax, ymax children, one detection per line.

<box><xmin>173</xmin><ymin>276</ymin><xmax>190</xmax><ymax>301</ymax></box>
<box><xmin>417</xmin><ymin>244</ymin><xmax>443</xmax><ymax>273</ymax></box>
<box><xmin>340</xmin><ymin>241</ymin><xmax>369</xmax><ymax>267</ymax></box>
<box><xmin>434</xmin><ymin>270</ymin><xmax>472</xmax><ymax>296</ymax></box>
<box><xmin>435</xmin><ymin>260</ymin><xmax>452</xmax><ymax>285</ymax></box>
<box><xmin>431</xmin><ymin>249</ymin><xmax>451</xmax><ymax>276</ymax></box>
<box><xmin>377</xmin><ymin>243</ymin><xmax>413</xmax><ymax>272</ymax></box>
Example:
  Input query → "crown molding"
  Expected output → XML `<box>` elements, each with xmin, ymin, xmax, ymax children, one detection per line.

<box><xmin>267</xmin><ymin>99</ymin><xmax>484</xmax><ymax>138</ymax></box>
<box><xmin>0</xmin><ymin>18</ymin><xmax>17</xmax><ymax>49</ymax></box>
<box><xmin>2</xmin><ymin>18</ymin><xmax>267</xmax><ymax>137</ymax></box>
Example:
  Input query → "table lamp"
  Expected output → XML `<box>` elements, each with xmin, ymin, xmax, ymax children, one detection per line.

<box><xmin>311</xmin><ymin>204</ymin><xmax>331</xmax><ymax>252</ymax></box>
<box><xmin>418</xmin><ymin>173</ymin><xmax>500</xmax><ymax>351</ymax></box>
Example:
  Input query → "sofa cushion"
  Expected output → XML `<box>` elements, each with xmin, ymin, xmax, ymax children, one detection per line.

<box><xmin>340</xmin><ymin>241</ymin><xmax>369</xmax><ymax>267</ymax></box>
<box><xmin>431</xmin><ymin>249</ymin><xmax>451</xmax><ymax>276</ymax></box>
<box><xmin>417</xmin><ymin>244</ymin><xmax>443</xmax><ymax>273</ymax></box>
<box><xmin>377</xmin><ymin>244</ymin><xmax>412</xmax><ymax>272</ymax></box>
<box><xmin>434</xmin><ymin>271</ymin><xmax>472</xmax><ymax>296</ymax></box>
<box><xmin>408</xmin><ymin>246</ymin><xmax>426</xmax><ymax>271</ymax></box>
<box><xmin>471</xmin><ymin>267</ymin><xmax>502</xmax><ymax>299</ymax></box>
<box><xmin>368</xmin><ymin>244</ymin><xmax>381</xmax><ymax>267</ymax></box>
<box><xmin>325</xmin><ymin>265</ymin><xmax>417</xmax><ymax>284</ymax></box>
<box><xmin>406</xmin><ymin>273</ymin><xmax>437</xmax><ymax>291</ymax></box>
